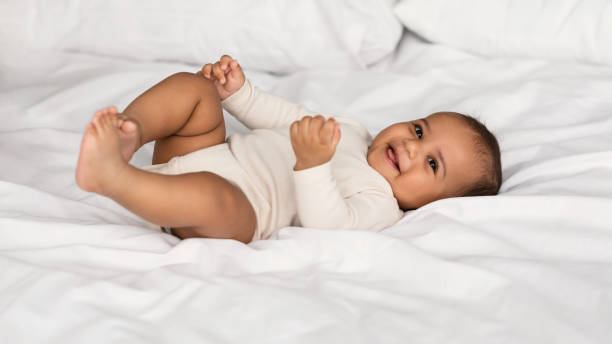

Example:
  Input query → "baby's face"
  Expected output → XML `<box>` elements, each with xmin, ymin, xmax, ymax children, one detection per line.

<box><xmin>367</xmin><ymin>112</ymin><xmax>481</xmax><ymax>209</ymax></box>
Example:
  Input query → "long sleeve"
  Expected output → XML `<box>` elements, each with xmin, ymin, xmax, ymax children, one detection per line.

<box><xmin>292</xmin><ymin>162</ymin><xmax>401</xmax><ymax>231</ymax></box>
<box><xmin>222</xmin><ymin>79</ymin><xmax>316</xmax><ymax>130</ymax></box>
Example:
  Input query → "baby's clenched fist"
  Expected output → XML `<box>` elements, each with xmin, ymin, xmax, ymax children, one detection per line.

<box><xmin>290</xmin><ymin>115</ymin><xmax>341</xmax><ymax>171</ymax></box>
<box><xmin>198</xmin><ymin>54</ymin><xmax>245</xmax><ymax>101</ymax></box>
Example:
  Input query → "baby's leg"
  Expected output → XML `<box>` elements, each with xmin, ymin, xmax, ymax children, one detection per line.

<box><xmin>75</xmin><ymin>111</ymin><xmax>256</xmax><ymax>243</ymax></box>
<box><xmin>107</xmin><ymin>72</ymin><xmax>226</xmax><ymax>164</ymax></box>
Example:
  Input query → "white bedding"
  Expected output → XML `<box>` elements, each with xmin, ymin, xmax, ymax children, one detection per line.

<box><xmin>2</xmin><ymin>5</ymin><xmax>612</xmax><ymax>344</ymax></box>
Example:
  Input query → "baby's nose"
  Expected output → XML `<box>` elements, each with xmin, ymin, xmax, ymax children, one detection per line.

<box><xmin>403</xmin><ymin>139</ymin><xmax>420</xmax><ymax>160</ymax></box>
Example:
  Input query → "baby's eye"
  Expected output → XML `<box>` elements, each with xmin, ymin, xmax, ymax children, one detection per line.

<box><xmin>428</xmin><ymin>157</ymin><xmax>438</xmax><ymax>172</ymax></box>
<box><xmin>414</xmin><ymin>124</ymin><xmax>423</xmax><ymax>139</ymax></box>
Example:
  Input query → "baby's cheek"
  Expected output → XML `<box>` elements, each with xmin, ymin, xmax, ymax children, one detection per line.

<box><xmin>394</xmin><ymin>174</ymin><xmax>439</xmax><ymax>208</ymax></box>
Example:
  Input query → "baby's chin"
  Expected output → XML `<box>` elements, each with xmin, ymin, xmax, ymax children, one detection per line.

<box><xmin>366</xmin><ymin>152</ymin><xmax>388</xmax><ymax>178</ymax></box>
<box><xmin>365</xmin><ymin>149</ymin><xmax>377</xmax><ymax>170</ymax></box>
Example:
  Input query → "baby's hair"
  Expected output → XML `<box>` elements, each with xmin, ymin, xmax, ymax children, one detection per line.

<box><xmin>454</xmin><ymin>113</ymin><xmax>502</xmax><ymax>197</ymax></box>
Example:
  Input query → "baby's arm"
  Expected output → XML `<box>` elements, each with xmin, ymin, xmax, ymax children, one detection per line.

<box><xmin>294</xmin><ymin>166</ymin><xmax>400</xmax><ymax>230</ymax></box>
<box><xmin>199</xmin><ymin>55</ymin><xmax>316</xmax><ymax>130</ymax></box>
<box><xmin>290</xmin><ymin>116</ymin><xmax>399</xmax><ymax>230</ymax></box>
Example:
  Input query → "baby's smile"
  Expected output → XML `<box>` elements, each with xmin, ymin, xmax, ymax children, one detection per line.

<box><xmin>386</xmin><ymin>145</ymin><xmax>400</xmax><ymax>171</ymax></box>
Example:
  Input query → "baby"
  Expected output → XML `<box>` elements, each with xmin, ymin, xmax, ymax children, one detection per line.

<box><xmin>75</xmin><ymin>55</ymin><xmax>502</xmax><ymax>244</ymax></box>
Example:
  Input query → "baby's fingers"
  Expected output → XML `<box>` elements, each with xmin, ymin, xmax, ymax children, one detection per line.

<box><xmin>331</xmin><ymin>124</ymin><xmax>341</xmax><ymax>147</ymax></box>
<box><xmin>228</xmin><ymin>59</ymin><xmax>243</xmax><ymax>78</ymax></box>
<box><xmin>290</xmin><ymin>120</ymin><xmax>305</xmax><ymax>147</ymax></box>
<box><xmin>219</xmin><ymin>55</ymin><xmax>234</xmax><ymax>71</ymax></box>
<box><xmin>290</xmin><ymin>120</ymin><xmax>299</xmax><ymax>140</ymax></box>
<box><xmin>319</xmin><ymin>119</ymin><xmax>335</xmax><ymax>144</ymax></box>
<box><xmin>200</xmin><ymin>64</ymin><xmax>213</xmax><ymax>79</ymax></box>
<box><xmin>212</xmin><ymin>63</ymin><xmax>226</xmax><ymax>84</ymax></box>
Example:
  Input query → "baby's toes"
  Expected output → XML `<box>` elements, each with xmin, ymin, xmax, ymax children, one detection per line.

<box><xmin>85</xmin><ymin>122</ymin><xmax>98</xmax><ymax>137</ymax></box>
<box><xmin>92</xmin><ymin>112</ymin><xmax>103</xmax><ymax>128</ymax></box>
<box><xmin>99</xmin><ymin>112</ymin><xmax>114</xmax><ymax>130</ymax></box>
<box><xmin>103</xmin><ymin>106</ymin><xmax>118</xmax><ymax>117</ymax></box>
<box><xmin>95</xmin><ymin>107</ymin><xmax>107</xmax><ymax>115</ymax></box>
<box><xmin>97</xmin><ymin>106</ymin><xmax>117</xmax><ymax>117</ymax></box>
<box><xmin>107</xmin><ymin>113</ymin><xmax>117</xmax><ymax>127</ymax></box>
<box><xmin>107</xmin><ymin>112</ymin><xmax>119</xmax><ymax>127</ymax></box>
<box><xmin>96</xmin><ymin>113</ymin><xmax>108</xmax><ymax>129</ymax></box>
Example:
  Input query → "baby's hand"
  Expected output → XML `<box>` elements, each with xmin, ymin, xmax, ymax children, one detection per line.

<box><xmin>197</xmin><ymin>55</ymin><xmax>245</xmax><ymax>101</ymax></box>
<box><xmin>290</xmin><ymin>115</ymin><xmax>341</xmax><ymax>171</ymax></box>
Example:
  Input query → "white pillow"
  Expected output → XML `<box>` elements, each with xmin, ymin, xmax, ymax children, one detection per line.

<box><xmin>1</xmin><ymin>0</ymin><xmax>402</xmax><ymax>73</ymax></box>
<box><xmin>394</xmin><ymin>0</ymin><xmax>612</xmax><ymax>66</ymax></box>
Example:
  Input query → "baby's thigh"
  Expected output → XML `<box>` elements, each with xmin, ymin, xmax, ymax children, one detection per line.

<box><xmin>152</xmin><ymin>121</ymin><xmax>225</xmax><ymax>165</ymax></box>
<box><xmin>172</xmin><ymin>174</ymin><xmax>257</xmax><ymax>244</ymax></box>
<box><xmin>153</xmin><ymin>74</ymin><xmax>225</xmax><ymax>164</ymax></box>
<box><xmin>143</xmin><ymin>143</ymin><xmax>259</xmax><ymax>243</ymax></box>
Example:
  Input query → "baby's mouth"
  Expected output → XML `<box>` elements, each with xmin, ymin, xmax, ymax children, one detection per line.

<box><xmin>386</xmin><ymin>145</ymin><xmax>400</xmax><ymax>171</ymax></box>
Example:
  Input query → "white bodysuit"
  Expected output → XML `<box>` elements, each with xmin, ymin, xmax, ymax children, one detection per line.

<box><xmin>143</xmin><ymin>79</ymin><xmax>404</xmax><ymax>241</ymax></box>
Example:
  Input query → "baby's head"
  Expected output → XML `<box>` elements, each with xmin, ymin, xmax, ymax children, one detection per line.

<box><xmin>367</xmin><ymin>112</ymin><xmax>502</xmax><ymax>210</ymax></box>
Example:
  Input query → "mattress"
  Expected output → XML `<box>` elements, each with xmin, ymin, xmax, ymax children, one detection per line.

<box><xmin>1</xmin><ymin>3</ymin><xmax>612</xmax><ymax>343</ymax></box>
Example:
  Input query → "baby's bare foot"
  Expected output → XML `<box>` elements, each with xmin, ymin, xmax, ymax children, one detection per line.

<box><xmin>75</xmin><ymin>110</ymin><xmax>129</xmax><ymax>195</ymax></box>
<box><xmin>94</xmin><ymin>106</ymin><xmax>142</xmax><ymax>162</ymax></box>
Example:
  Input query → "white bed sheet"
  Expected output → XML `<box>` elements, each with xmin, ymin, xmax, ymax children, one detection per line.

<box><xmin>1</xmin><ymin>34</ymin><xmax>612</xmax><ymax>343</ymax></box>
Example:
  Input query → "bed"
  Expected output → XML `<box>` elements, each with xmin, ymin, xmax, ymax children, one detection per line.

<box><xmin>1</xmin><ymin>1</ymin><xmax>611</xmax><ymax>343</ymax></box>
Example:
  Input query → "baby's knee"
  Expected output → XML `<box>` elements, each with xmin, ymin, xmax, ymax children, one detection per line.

<box><xmin>170</xmin><ymin>72</ymin><xmax>217</xmax><ymax>94</ymax></box>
